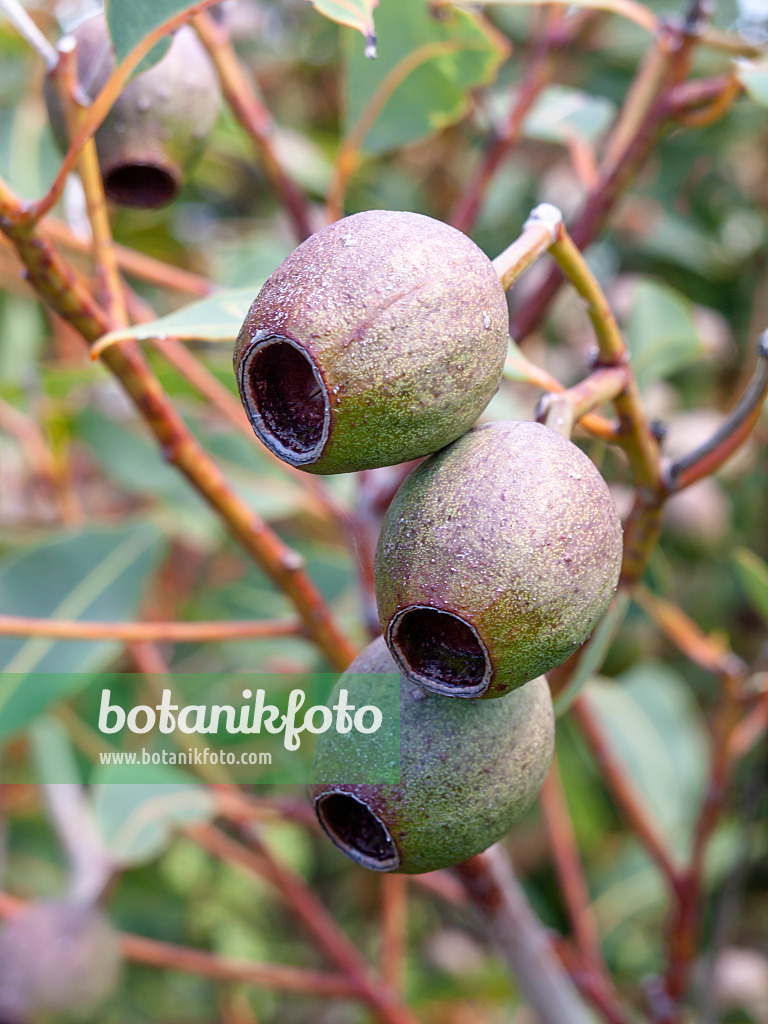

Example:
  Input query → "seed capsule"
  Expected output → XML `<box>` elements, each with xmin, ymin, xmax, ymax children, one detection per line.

<box><xmin>310</xmin><ymin>636</ymin><xmax>554</xmax><ymax>874</ymax></box>
<box><xmin>375</xmin><ymin>420</ymin><xmax>623</xmax><ymax>699</ymax></box>
<box><xmin>234</xmin><ymin>210</ymin><xmax>509</xmax><ymax>474</ymax></box>
<box><xmin>44</xmin><ymin>13</ymin><xmax>221</xmax><ymax>209</ymax></box>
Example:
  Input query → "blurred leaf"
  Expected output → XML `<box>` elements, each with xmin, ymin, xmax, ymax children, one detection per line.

<box><xmin>93</xmin><ymin>286</ymin><xmax>258</xmax><ymax>355</ymax></box>
<box><xmin>29</xmin><ymin>716</ymin><xmax>82</xmax><ymax>785</ymax></box>
<box><xmin>76</xmin><ymin>408</ymin><xmax>309</xmax><ymax>530</ymax></box>
<box><xmin>585</xmin><ymin>662</ymin><xmax>708</xmax><ymax>843</ymax></box>
<box><xmin>0</xmin><ymin>294</ymin><xmax>45</xmax><ymax>386</ymax></box>
<box><xmin>737</xmin><ymin>59</ymin><xmax>768</xmax><ymax>107</ymax></box>
<box><xmin>555</xmin><ymin>592</ymin><xmax>631</xmax><ymax>714</ymax></box>
<box><xmin>733</xmin><ymin>547</ymin><xmax>768</xmax><ymax>625</ymax></box>
<box><xmin>310</xmin><ymin>0</ymin><xmax>379</xmax><ymax>56</ymax></box>
<box><xmin>92</xmin><ymin>768</ymin><xmax>215</xmax><ymax>865</ymax></box>
<box><xmin>626</xmin><ymin>278</ymin><xmax>706</xmax><ymax>388</ymax></box>
<box><xmin>344</xmin><ymin>0</ymin><xmax>509</xmax><ymax>155</ymax></box>
<box><xmin>524</xmin><ymin>85</ymin><xmax>616</xmax><ymax>144</ymax></box>
<box><xmin>0</xmin><ymin>523</ymin><xmax>165</xmax><ymax>678</ymax></box>
<box><xmin>105</xmin><ymin>0</ymin><xmax>191</xmax><ymax>68</ymax></box>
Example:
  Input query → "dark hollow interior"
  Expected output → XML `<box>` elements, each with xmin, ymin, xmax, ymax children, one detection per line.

<box><xmin>247</xmin><ymin>341</ymin><xmax>326</xmax><ymax>456</ymax></box>
<box><xmin>394</xmin><ymin>607</ymin><xmax>487</xmax><ymax>690</ymax></box>
<box><xmin>104</xmin><ymin>164</ymin><xmax>179</xmax><ymax>209</ymax></box>
<box><xmin>316</xmin><ymin>793</ymin><xmax>397</xmax><ymax>867</ymax></box>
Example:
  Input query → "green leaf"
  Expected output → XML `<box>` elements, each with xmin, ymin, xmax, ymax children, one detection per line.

<box><xmin>104</xmin><ymin>0</ymin><xmax>191</xmax><ymax>66</ymax></box>
<box><xmin>0</xmin><ymin>522</ymin><xmax>165</xmax><ymax>683</ymax></box>
<box><xmin>93</xmin><ymin>286</ymin><xmax>259</xmax><ymax>356</ymax></box>
<box><xmin>523</xmin><ymin>85</ymin><xmax>616</xmax><ymax>145</ymax></box>
<box><xmin>344</xmin><ymin>0</ymin><xmax>509</xmax><ymax>156</ymax></box>
<box><xmin>737</xmin><ymin>59</ymin><xmax>768</xmax><ymax>108</ymax></box>
<box><xmin>585</xmin><ymin>662</ymin><xmax>708</xmax><ymax>844</ymax></box>
<box><xmin>29</xmin><ymin>716</ymin><xmax>82</xmax><ymax>785</ymax></box>
<box><xmin>733</xmin><ymin>548</ymin><xmax>768</xmax><ymax>626</ymax></box>
<box><xmin>310</xmin><ymin>0</ymin><xmax>379</xmax><ymax>56</ymax></box>
<box><xmin>92</xmin><ymin>768</ymin><xmax>215</xmax><ymax>865</ymax></box>
<box><xmin>626</xmin><ymin>278</ymin><xmax>706</xmax><ymax>389</ymax></box>
<box><xmin>555</xmin><ymin>592</ymin><xmax>631</xmax><ymax>714</ymax></box>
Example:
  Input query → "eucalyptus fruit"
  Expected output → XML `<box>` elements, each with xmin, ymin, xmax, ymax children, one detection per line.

<box><xmin>0</xmin><ymin>901</ymin><xmax>122</xmax><ymax>1022</ymax></box>
<box><xmin>311</xmin><ymin>637</ymin><xmax>554</xmax><ymax>874</ymax></box>
<box><xmin>233</xmin><ymin>210</ymin><xmax>509</xmax><ymax>474</ymax></box>
<box><xmin>44</xmin><ymin>13</ymin><xmax>220</xmax><ymax>209</ymax></box>
<box><xmin>375</xmin><ymin>420</ymin><xmax>623</xmax><ymax>699</ymax></box>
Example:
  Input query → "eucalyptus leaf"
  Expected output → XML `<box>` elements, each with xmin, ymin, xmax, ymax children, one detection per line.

<box><xmin>93</xmin><ymin>286</ymin><xmax>258</xmax><ymax>355</ymax></box>
<box><xmin>0</xmin><ymin>523</ymin><xmax>165</xmax><ymax>717</ymax></box>
<box><xmin>344</xmin><ymin>0</ymin><xmax>508</xmax><ymax>155</ymax></box>
<box><xmin>585</xmin><ymin>662</ymin><xmax>708</xmax><ymax>844</ymax></box>
<box><xmin>733</xmin><ymin>547</ymin><xmax>768</xmax><ymax>626</ymax></box>
<box><xmin>626</xmin><ymin>278</ymin><xmax>705</xmax><ymax>388</ymax></box>
<box><xmin>92</xmin><ymin>767</ymin><xmax>215</xmax><ymax>865</ymax></box>
<box><xmin>310</xmin><ymin>0</ymin><xmax>379</xmax><ymax>56</ymax></box>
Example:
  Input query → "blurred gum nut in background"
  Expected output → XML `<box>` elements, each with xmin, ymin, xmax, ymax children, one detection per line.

<box><xmin>44</xmin><ymin>12</ymin><xmax>221</xmax><ymax>209</ymax></box>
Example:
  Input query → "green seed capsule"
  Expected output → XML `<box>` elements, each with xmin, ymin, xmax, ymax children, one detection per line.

<box><xmin>233</xmin><ymin>210</ymin><xmax>509</xmax><ymax>474</ymax></box>
<box><xmin>375</xmin><ymin>420</ymin><xmax>623</xmax><ymax>699</ymax></box>
<box><xmin>310</xmin><ymin>637</ymin><xmax>554</xmax><ymax>874</ymax></box>
<box><xmin>44</xmin><ymin>13</ymin><xmax>220</xmax><ymax>209</ymax></box>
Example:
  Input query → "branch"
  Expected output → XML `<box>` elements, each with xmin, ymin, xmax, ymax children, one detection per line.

<box><xmin>454</xmin><ymin>845</ymin><xmax>595</xmax><ymax>1024</ymax></box>
<box><xmin>189</xmin><ymin>824</ymin><xmax>418</xmax><ymax>1024</ymax></box>
<box><xmin>191</xmin><ymin>13</ymin><xmax>313</xmax><ymax>242</ymax></box>
<box><xmin>122</xmin><ymin>933</ymin><xmax>359</xmax><ymax>998</ymax></box>
<box><xmin>571</xmin><ymin>695</ymin><xmax>681</xmax><ymax>886</ymax></box>
<box><xmin>0</xmin><ymin>176</ymin><xmax>357</xmax><ymax>670</ymax></box>
<box><xmin>0</xmin><ymin>614</ymin><xmax>302</xmax><ymax>643</ymax></box>
<box><xmin>540</xmin><ymin>761</ymin><xmax>607</xmax><ymax>975</ymax></box>
<box><xmin>665</xmin><ymin>331</ymin><xmax>768</xmax><ymax>492</ymax></box>
<box><xmin>380</xmin><ymin>875</ymin><xmax>408</xmax><ymax>993</ymax></box>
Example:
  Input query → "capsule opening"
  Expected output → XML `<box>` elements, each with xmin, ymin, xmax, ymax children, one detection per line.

<box><xmin>389</xmin><ymin>606</ymin><xmax>491</xmax><ymax>698</ymax></box>
<box><xmin>240</xmin><ymin>336</ymin><xmax>329</xmax><ymax>465</ymax></box>
<box><xmin>104</xmin><ymin>163</ymin><xmax>180</xmax><ymax>209</ymax></box>
<box><xmin>314</xmin><ymin>792</ymin><xmax>400</xmax><ymax>871</ymax></box>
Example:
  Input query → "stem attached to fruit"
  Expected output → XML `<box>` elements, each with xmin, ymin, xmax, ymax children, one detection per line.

<box><xmin>536</xmin><ymin>365</ymin><xmax>630</xmax><ymax>438</ymax></box>
<box><xmin>547</xmin><ymin>225</ymin><xmax>661</xmax><ymax>490</ymax></box>
<box><xmin>492</xmin><ymin>203</ymin><xmax>562</xmax><ymax>290</ymax></box>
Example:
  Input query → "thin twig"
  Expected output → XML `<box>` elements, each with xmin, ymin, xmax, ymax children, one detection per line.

<box><xmin>122</xmin><ymin>932</ymin><xmax>358</xmax><ymax>997</ymax></box>
<box><xmin>0</xmin><ymin>0</ymin><xmax>57</xmax><ymax>67</ymax></box>
<box><xmin>571</xmin><ymin>695</ymin><xmax>681</xmax><ymax>886</ymax></box>
<box><xmin>381</xmin><ymin>875</ymin><xmax>408</xmax><ymax>994</ymax></box>
<box><xmin>189</xmin><ymin>824</ymin><xmax>419</xmax><ymax>1024</ymax></box>
<box><xmin>0</xmin><ymin>614</ymin><xmax>303</xmax><ymax>643</ymax></box>
<box><xmin>665</xmin><ymin>331</ymin><xmax>768</xmax><ymax>492</ymax></box>
<box><xmin>540</xmin><ymin>761</ymin><xmax>607</xmax><ymax>975</ymax></box>
<box><xmin>0</xmin><ymin>176</ymin><xmax>357</xmax><ymax>670</ymax></box>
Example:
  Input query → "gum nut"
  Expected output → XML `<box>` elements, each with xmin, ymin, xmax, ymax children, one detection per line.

<box><xmin>0</xmin><ymin>901</ymin><xmax>122</xmax><ymax>1021</ymax></box>
<box><xmin>44</xmin><ymin>12</ymin><xmax>220</xmax><ymax>209</ymax></box>
<box><xmin>233</xmin><ymin>210</ymin><xmax>509</xmax><ymax>474</ymax></box>
<box><xmin>310</xmin><ymin>636</ymin><xmax>554</xmax><ymax>874</ymax></box>
<box><xmin>375</xmin><ymin>420</ymin><xmax>623</xmax><ymax>699</ymax></box>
